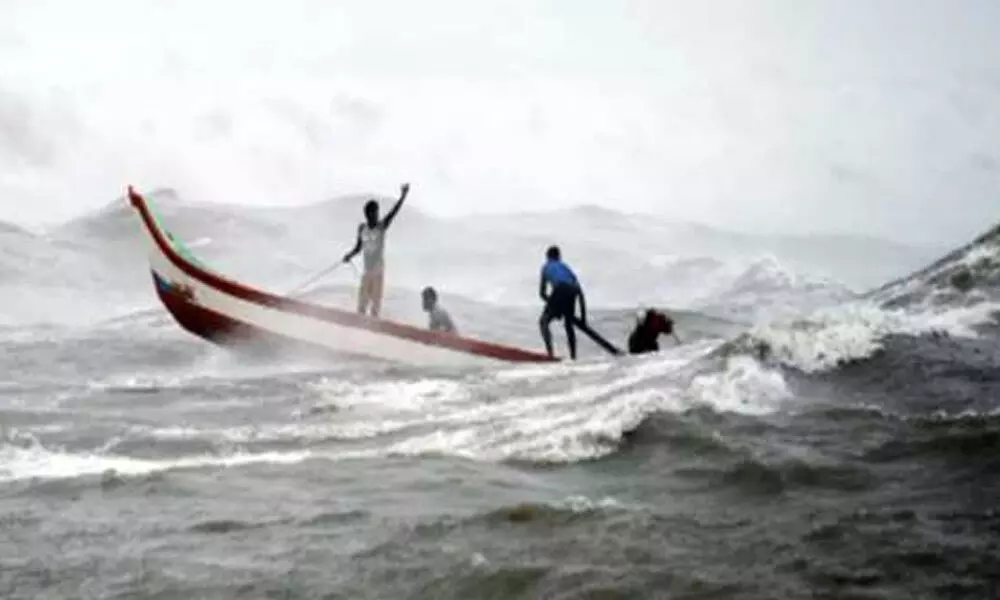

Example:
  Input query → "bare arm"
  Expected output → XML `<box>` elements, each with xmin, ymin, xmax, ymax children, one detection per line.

<box><xmin>441</xmin><ymin>311</ymin><xmax>457</xmax><ymax>334</ymax></box>
<box><xmin>381</xmin><ymin>183</ymin><xmax>410</xmax><ymax>229</ymax></box>
<box><xmin>539</xmin><ymin>269</ymin><xmax>549</xmax><ymax>301</ymax></box>
<box><xmin>342</xmin><ymin>225</ymin><xmax>362</xmax><ymax>262</ymax></box>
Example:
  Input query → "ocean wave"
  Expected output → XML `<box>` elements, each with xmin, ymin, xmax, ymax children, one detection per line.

<box><xmin>865</xmin><ymin>412</ymin><xmax>1000</xmax><ymax>465</ymax></box>
<box><xmin>869</xmin><ymin>221</ymin><xmax>1000</xmax><ymax>310</ymax></box>
<box><xmin>738</xmin><ymin>299</ymin><xmax>1000</xmax><ymax>374</ymax></box>
<box><xmin>4</xmin><ymin>341</ymin><xmax>796</xmax><ymax>472</ymax></box>
<box><xmin>294</xmin><ymin>345</ymin><xmax>785</xmax><ymax>465</ymax></box>
<box><xmin>0</xmin><ymin>438</ymin><xmax>326</xmax><ymax>484</ymax></box>
<box><xmin>684</xmin><ymin>455</ymin><xmax>875</xmax><ymax>496</ymax></box>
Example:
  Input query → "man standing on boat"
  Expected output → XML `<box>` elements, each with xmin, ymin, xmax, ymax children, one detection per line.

<box><xmin>341</xmin><ymin>183</ymin><xmax>410</xmax><ymax>318</ymax></box>
<box><xmin>539</xmin><ymin>245</ymin><xmax>587</xmax><ymax>360</ymax></box>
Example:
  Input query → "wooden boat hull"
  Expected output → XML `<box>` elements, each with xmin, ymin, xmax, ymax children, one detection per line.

<box><xmin>129</xmin><ymin>186</ymin><xmax>555</xmax><ymax>367</ymax></box>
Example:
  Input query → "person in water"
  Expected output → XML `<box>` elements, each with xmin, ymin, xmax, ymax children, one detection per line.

<box><xmin>538</xmin><ymin>245</ymin><xmax>587</xmax><ymax>360</ymax></box>
<box><xmin>421</xmin><ymin>286</ymin><xmax>457</xmax><ymax>334</ymax></box>
<box><xmin>341</xmin><ymin>183</ymin><xmax>410</xmax><ymax>318</ymax></box>
<box><xmin>627</xmin><ymin>308</ymin><xmax>680</xmax><ymax>354</ymax></box>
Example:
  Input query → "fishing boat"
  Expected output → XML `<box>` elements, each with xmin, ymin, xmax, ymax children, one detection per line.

<box><xmin>126</xmin><ymin>186</ymin><xmax>556</xmax><ymax>366</ymax></box>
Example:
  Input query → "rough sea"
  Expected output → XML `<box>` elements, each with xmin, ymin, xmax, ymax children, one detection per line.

<box><xmin>2</xmin><ymin>195</ymin><xmax>999</xmax><ymax>599</ymax></box>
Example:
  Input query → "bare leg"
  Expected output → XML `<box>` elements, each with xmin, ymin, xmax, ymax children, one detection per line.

<box><xmin>357</xmin><ymin>272</ymin><xmax>370</xmax><ymax>315</ymax></box>
<box><xmin>564</xmin><ymin>318</ymin><xmax>577</xmax><ymax>360</ymax></box>
<box><xmin>370</xmin><ymin>267</ymin><xmax>384</xmax><ymax>318</ymax></box>
<box><xmin>539</xmin><ymin>312</ymin><xmax>555</xmax><ymax>357</ymax></box>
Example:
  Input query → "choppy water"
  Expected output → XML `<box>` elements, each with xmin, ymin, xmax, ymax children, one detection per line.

<box><xmin>2</xmin><ymin>202</ymin><xmax>1000</xmax><ymax>599</ymax></box>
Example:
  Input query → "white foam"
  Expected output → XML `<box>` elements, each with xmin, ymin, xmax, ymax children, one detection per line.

<box><xmin>305</xmin><ymin>377</ymin><xmax>471</xmax><ymax>415</ymax></box>
<box><xmin>686</xmin><ymin>356</ymin><xmax>792</xmax><ymax>414</ymax></box>
<box><xmin>296</xmin><ymin>364</ymin><xmax>659</xmax><ymax>463</ymax></box>
<box><xmin>86</xmin><ymin>375</ymin><xmax>189</xmax><ymax>392</ymax></box>
<box><xmin>8</xmin><ymin>424</ymin><xmax>70</xmax><ymax>435</ymax></box>
<box><xmin>561</xmin><ymin>495</ymin><xmax>623</xmax><ymax>512</ymax></box>
<box><xmin>0</xmin><ymin>442</ymin><xmax>324</xmax><ymax>483</ymax></box>
<box><xmin>749</xmin><ymin>299</ymin><xmax>1000</xmax><ymax>373</ymax></box>
<box><xmin>960</xmin><ymin>243</ymin><xmax>999</xmax><ymax>268</ymax></box>
<box><xmin>925</xmin><ymin>406</ymin><xmax>1000</xmax><ymax>421</ymax></box>
<box><xmin>0</xmin><ymin>331</ymin><xmax>817</xmax><ymax>477</ymax></box>
<box><xmin>901</xmin><ymin>300</ymin><xmax>999</xmax><ymax>337</ymax></box>
<box><xmin>492</xmin><ymin>359</ymin><xmax>615</xmax><ymax>382</ymax></box>
<box><xmin>872</xmin><ymin>234</ymin><xmax>999</xmax><ymax>307</ymax></box>
<box><xmin>318</xmin><ymin>342</ymin><xmax>768</xmax><ymax>464</ymax></box>
<box><xmin>136</xmin><ymin>418</ymin><xmax>416</xmax><ymax>444</ymax></box>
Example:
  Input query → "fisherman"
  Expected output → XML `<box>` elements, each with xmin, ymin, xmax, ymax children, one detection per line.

<box><xmin>627</xmin><ymin>308</ymin><xmax>680</xmax><ymax>355</ymax></box>
<box><xmin>538</xmin><ymin>245</ymin><xmax>587</xmax><ymax>360</ymax></box>
<box><xmin>341</xmin><ymin>183</ymin><xmax>410</xmax><ymax>318</ymax></box>
<box><xmin>421</xmin><ymin>286</ymin><xmax>457</xmax><ymax>334</ymax></box>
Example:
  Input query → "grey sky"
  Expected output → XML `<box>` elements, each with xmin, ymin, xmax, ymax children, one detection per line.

<box><xmin>1</xmin><ymin>0</ymin><xmax>998</xmax><ymax>246</ymax></box>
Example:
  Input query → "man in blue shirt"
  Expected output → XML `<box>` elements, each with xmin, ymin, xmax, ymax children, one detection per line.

<box><xmin>538</xmin><ymin>245</ymin><xmax>587</xmax><ymax>359</ymax></box>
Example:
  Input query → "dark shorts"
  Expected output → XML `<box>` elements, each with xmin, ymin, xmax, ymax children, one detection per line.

<box><xmin>543</xmin><ymin>284</ymin><xmax>579</xmax><ymax>321</ymax></box>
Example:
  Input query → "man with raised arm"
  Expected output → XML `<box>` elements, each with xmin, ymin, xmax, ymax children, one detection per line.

<box><xmin>341</xmin><ymin>183</ymin><xmax>410</xmax><ymax>318</ymax></box>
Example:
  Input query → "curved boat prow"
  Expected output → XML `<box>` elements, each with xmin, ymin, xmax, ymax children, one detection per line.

<box><xmin>126</xmin><ymin>185</ymin><xmax>556</xmax><ymax>367</ymax></box>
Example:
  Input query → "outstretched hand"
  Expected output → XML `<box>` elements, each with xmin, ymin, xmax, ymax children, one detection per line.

<box><xmin>400</xmin><ymin>182</ymin><xmax>410</xmax><ymax>196</ymax></box>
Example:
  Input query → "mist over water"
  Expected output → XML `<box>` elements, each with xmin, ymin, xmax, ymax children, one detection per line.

<box><xmin>0</xmin><ymin>190</ymin><xmax>942</xmax><ymax>328</ymax></box>
<box><xmin>2</xmin><ymin>0</ymin><xmax>999</xmax><ymax>247</ymax></box>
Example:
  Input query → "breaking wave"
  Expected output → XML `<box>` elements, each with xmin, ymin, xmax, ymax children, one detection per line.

<box><xmin>0</xmin><ymin>193</ymin><xmax>998</xmax><ymax>487</ymax></box>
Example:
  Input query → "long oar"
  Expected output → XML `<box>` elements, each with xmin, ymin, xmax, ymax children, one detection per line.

<box><xmin>567</xmin><ymin>316</ymin><xmax>624</xmax><ymax>356</ymax></box>
<box><xmin>287</xmin><ymin>260</ymin><xmax>358</xmax><ymax>296</ymax></box>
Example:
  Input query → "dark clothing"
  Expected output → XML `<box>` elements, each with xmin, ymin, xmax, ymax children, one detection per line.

<box><xmin>538</xmin><ymin>256</ymin><xmax>586</xmax><ymax>360</ymax></box>
<box><xmin>627</xmin><ymin>310</ymin><xmax>675</xmax><ymax>355</ymax></box>
<box><xmin>628</xmin><ymin>330</ymin><xmax>659</xmax><ymax>354</ymax></box>
<box><xmin>540</xmin><ymin>283</ymin><xmax>581</xmax><ymax>359</ymax></box>
<box><xmin>542</xmin><ymin>283</ymin><xmax>579</xmax><ymax>321</ymax></box>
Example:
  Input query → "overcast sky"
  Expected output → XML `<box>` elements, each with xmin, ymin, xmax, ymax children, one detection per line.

<box><xmin>1</xmin><ymin>0</ymin><xmax>998</xmax><ymax>246</ymax></box>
